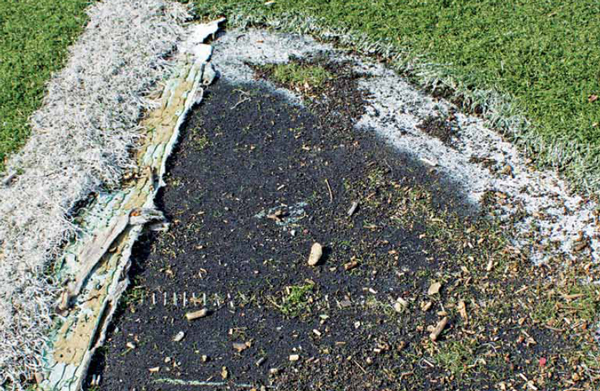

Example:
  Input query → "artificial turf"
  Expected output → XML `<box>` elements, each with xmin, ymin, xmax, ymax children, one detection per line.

<box><xmin>0</xmin><ymin>0</ymin><xmax>89</xmax><ymax>172</ymax></box>
<box><xmin>1</xmin><ymin>0</ymin><xmax>598</xmax><ymax>187</ymax></box>
<box><xmin>191</xmin><ymin>0</ymin><xmax>600</xmax><ymax>189</ymax></box>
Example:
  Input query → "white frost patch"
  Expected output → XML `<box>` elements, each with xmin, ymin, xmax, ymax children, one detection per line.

<box><xmin>212</xmin><ymin>29</ymin><xmax>599</xmax><ymax>264</ymax></box>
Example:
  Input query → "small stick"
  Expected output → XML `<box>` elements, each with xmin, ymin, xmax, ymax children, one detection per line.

<box><xmin>325</xmin><ymin>179</ymin><xmax>333</xmax><ymax>203</ymax></box>
<box><xmin>186</xmin><ymin>308</ymin><xmax>209</xmax><ymax>320</ymax></box>
<box><xmin>430</xmin><ymin>317</ymin><xmax>448</xmax><ymax>341</ymax></box>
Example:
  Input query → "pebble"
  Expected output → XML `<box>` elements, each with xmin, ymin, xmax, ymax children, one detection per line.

<box><xmin>308</xmin><ymin>243</ymin><xmax>323</xmax><ymax>266</ymax></box>
<box><xmin>172</xmin><ymin>331</ymin><xmax>185</xmax><ymax>342</ymax></box>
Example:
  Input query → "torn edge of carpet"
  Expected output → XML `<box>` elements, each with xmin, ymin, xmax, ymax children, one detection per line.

<box><xmin>0</xmin><ymin>0</ymin><xmax>220</xmax><ymax>388</ymax></box>
<box><xmin>36</xmin><ymin>19</ymin><xmax>223</xmax><ymax>391</ymax></box>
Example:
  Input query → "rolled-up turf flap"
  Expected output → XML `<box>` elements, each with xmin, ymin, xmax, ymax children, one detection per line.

<box><xmin>40</xmin><ymin>20</ymin><xmax>222</xmax><ymax>391</ymax></box>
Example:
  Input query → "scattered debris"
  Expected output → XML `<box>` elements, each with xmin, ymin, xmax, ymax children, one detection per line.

<box><xmin>267</xmin><ymin>209</ymin><xmax>287</xmax><ymax>221</ymax></box>
<box><xmin>397</xmin><ymin>341</ymin><xmax>406</xmax><ymax>351</ymax></box>
<box><xmin>172</xmin><ymin>331</ymin><xmax>185</xmax><ymax>342</ymax></box>
<box><xmin>343</xmin><ymin>258</ymin><xmax>359</xmax><ymax>271</ymax></box>
<box><xmin>185</xmin><ymin>308</ymin><xmax>209</xmax><ymax>320</ymax></box>
<box><xmin>325</xmin><ymin>178</ymin><xmax>334</xmax><ymax>202</ymax></box>
<box><xmin>457</xmin><ymin>300</ymin><xmax>468</xmax><ymax>324</ymax></box>
<box><xmin>256</xmin><ymin>357</ymin><xmax>266</xmax><ymax>367</ymax></box>
<box><xmin>233</xmin><ymin>342</ymin><xmax>250</xmax><ymax>353</ymax></box>
<box><xmin>99</xmin><ymin>29</ymin><xmax>600</xmax><ymax>390</ymax></box>
<box><xmin>308</xmin><ymin>243</ymin><xmax>323</xmax><ymax>266</ymax></box>
<box><xmin>1</xmin><ymin>171</ymin><xmax>17</xmax><ymax>187</ymax></box>
<box><xmin>394</xmin><ymin>297</ymin><xmax>409</xmax><ymax>313</ymax></box>
<box><xmin>347</xmin><ymin>200</ymin><xmax>360</xmax><ymax>217</ymax></box>
<box><xmin>338</xmin><ymin>299</ymin><xmax>352</xmax><ymax>309</ymax></box>
<box><xmin>255</xmin><ymin>201</ymin><xmax>308</xmax><ymax>228</ymax></box>
<box><xmin>429</xmin><ymin>317</ymin><xmax>449</xmax><ymax>341</ymax></box>
<box><xmin>428</xmin><ymin>281</ymin><xmax>442</xmax><ymax>296</ymax></box>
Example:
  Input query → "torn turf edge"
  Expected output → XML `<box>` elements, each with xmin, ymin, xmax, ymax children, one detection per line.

<box><xmin>39</xmin><ymin>19</ymin><xmax>223</xmax><ymax>391</ymax></box>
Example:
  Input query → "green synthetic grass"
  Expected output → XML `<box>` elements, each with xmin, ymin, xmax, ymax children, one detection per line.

<box><xmin>0</xmin><ymin>0</ymin><xmax>90</xmax><ymax>172</ymax></box>
<box><xmin>267</xmin><ymin>62</ymin><xmax>332</xmax><ymax>89</ymax></box>
<box><xmin>192</xmin><ymin>0</ymin><xmax>600</xmax><ymax>189</ymax></box>
<box><xmin>1</xmin><ymin>0</ymin><xmax>598</xmax><ymax>186</ymax></box>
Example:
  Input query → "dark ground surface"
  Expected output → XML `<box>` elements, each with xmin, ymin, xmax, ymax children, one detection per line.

<box><xmin>89</xmin><ymin>58</ymin><xmax>588</xmax><ymax>390</ymax></box>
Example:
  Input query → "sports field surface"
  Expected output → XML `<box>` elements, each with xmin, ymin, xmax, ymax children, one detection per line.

<box><xmin>194</xmin><ymin>0</ymin><xmax>600</xmax><ymax>188</ymax></box>
<box><xmin>3</xmin><ymin>1</ymin><xmax>599</xmax><ymax>187</ymax></box>
<box><xmin>0</xmin><ymin>0</ymin><xmax>89</xmax><ymax>171</ymax></box>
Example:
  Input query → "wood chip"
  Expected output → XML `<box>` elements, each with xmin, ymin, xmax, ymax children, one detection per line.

<box><xmin>344</xmin><ymin>259</ymin><xmax>359</xmax><ymax>271</ymax></box>
<box><xmin>221</xmin><ymin>366</ymin><xmax>229</xmax><ymax>379</ymax></box>
<box><xmin>428</xmin><ymin>281</ymin><xmax>442</xmax><ymax>296</ymax></box>
<box><xmin>289</xmin><ymin>354</ymin><xmax>300</xmax><ymax>362</ymax></box>
<box><xmin>429</xmin><ymin>317</ymin><xmax>448</xmax><ymax>341</ymax></box>
<box><xmin>149</xmin><ymin>367</ymin><xmax>160</xmax><ymax>373</ymax></box>
<box><xmin>233</xmin><ymin>342</ymin><xmax>250</xmax><ymax>353</ymax></box>
<box><xmin>185</xmin><ymin>308</ymin><xmax>209</xmax><ymax>320</ymax></box>
<box><xmin>457</xmin><ymin>300</ymin><xmax>468</xmax><ymax>324</ymax></box>
<box><xmin>308</xmin><ymin>243</ymin><xmax>323</xmax><ymax>266</ymax></box>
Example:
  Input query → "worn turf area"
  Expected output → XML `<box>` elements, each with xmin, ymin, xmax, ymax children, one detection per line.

<box><xmin>190</xmin><ymin>0</ymin><xmax>600</xmax><ymax>190</ymax></box>
<box><xmin>0</xmin><ymin>0</ymin><xmax>89</xmax><ymax>171</ymax></box>
<box><xmin>91</xmin><ymin>58</ymin><xmax>600</xmax><ymax>390</ymax></box>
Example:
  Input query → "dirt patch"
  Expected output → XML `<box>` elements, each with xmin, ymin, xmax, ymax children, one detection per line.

<box><xmin>90</xmin><ymin>57</ymin><xmax>599</xmax><ymax>391</ymax></box>
<box><xmin>417</xmin><ymin>112</ymin><xmax>459</xmax><ymax>146</ymax></box>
